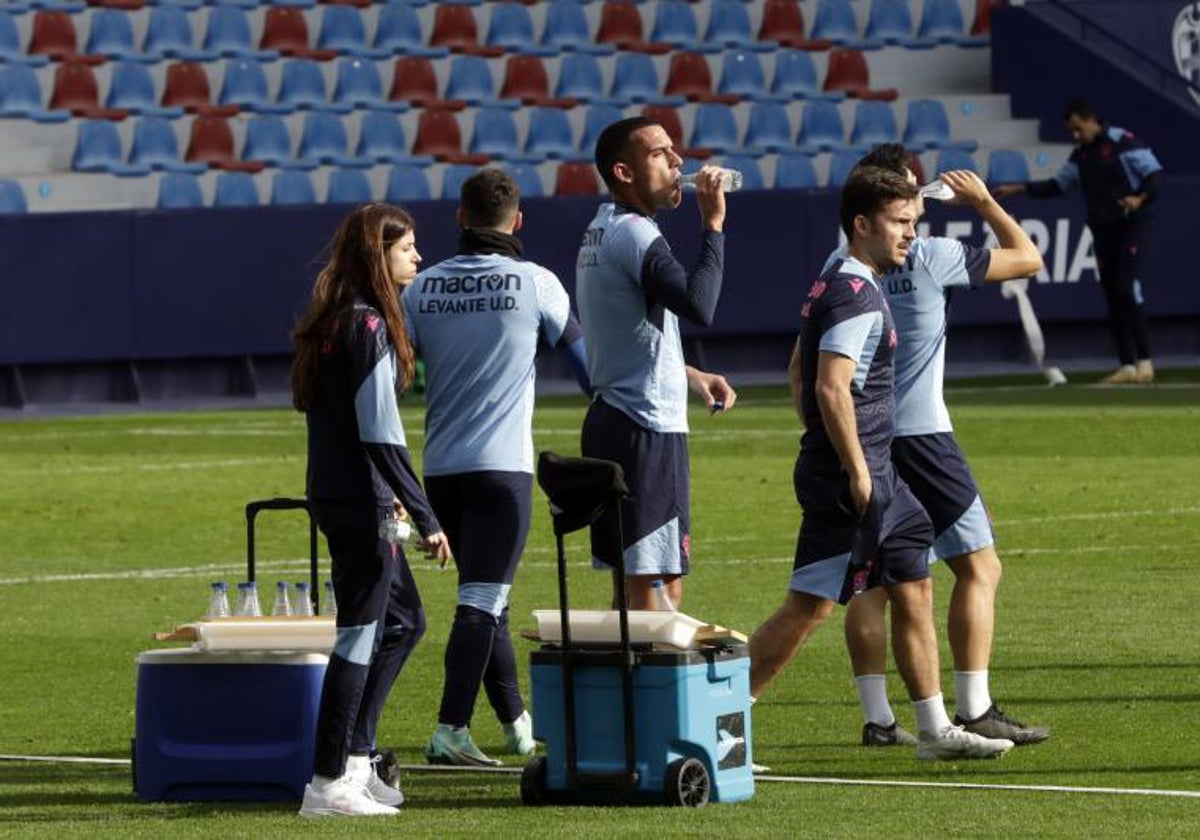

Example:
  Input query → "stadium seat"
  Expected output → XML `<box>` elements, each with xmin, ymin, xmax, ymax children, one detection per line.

<box><xmin>242</xmin><ymin>113</ymin><xmax>301</xmax><ymax>166</ymax></box>
<box><xmin>385</xmin><ymin>163</ymin><xmax>433</xmax><ymax>202</ymax></box>
<box><xmin>500</xmin><ymin>55</ymin><xmax>575</xmax><ymax>107</ymax></box>
<box><xmin>864</xmin><ymin>0</ymin><xmax>927</xmax><ymax>48</ymax></box>
<box><xmin>795</xmin><ymin>99</ymin><xmax>846</xmax><ymax>153</ymax></box>
<box><xmin>986</xmin><ymin>148</ymin><xmax>1030</xmax><ymax>185</ymax></box>
<box><xmin>641</xmin><ymin>104</ymin><xmax>697</xmax><ymax>156</ymax></box>
<box><xmin>213</xmin><ymin>170</ymin><xmax>261</xmax><ymax>207</ymax></box>
<box><xmin>317</xmin><ymin>5</ymin><xmax>390</xmax><ymax>58</ymax></box>
<box><xmin>217</xmin><ymin>59</ymin><xmax>289</xmax><ymax>115</ymax></box>
<box><xmin>757</xmin><ymin>0</ymin><xmax>826</xmax><ymax>49</ymax></box>
<box><xmin>902</xmin><ymin>99</ymin><xmax>977</xmax><ymax>151</ymax></box>
<box><xmin>486</xmin><ymin>2</ymin><xmax>553</xmax><ymax>56</ymax></box>
<box><xmin>107</xmin><ymin>63</ymin><xmax>184</xmax><ymax>118</ymax></box>
<box><xmin>28</xmin><ymin>11</ymin><xmax>103</xmax><ymax>63</ymax></box>
<box><xmin>259</xmin><ymin>7</ymin><xmax>336</xmax><ymax>60</ymax></box>
<box><xmin>906</xmin><ymin>151</ymin><xmax>927</xmax><ymax>184</ymax></box>
<box><xmin>163</xmin><ymin>62</ymin><xmax>240</xmax><ymax>116</ymax></box>
<box><xmin>374</xmin><ymin>2</ymin><xmax>448</xmax><ymax>58</ymax></box>
<box><xmin>611</xmin><ymin>53</ymin><xmax>685</xmax><ymax>106</ymax></box>
<box><xmin>541</xmin><ymin>0</ymin><xmax>613</xmax><ymax>55</ymax></box>
<box><xmin>129</xmin><ymin>116</ymin><xmax>207</xmax><ymax>172</ymax></box>
<box><xmin>0</xmin><ymin>64</ymin><xmax>69</xmax><ymax>122</ymax></box>
<box><xmin>810</xmin><ymin>0</ymin><xmax>880</xmax><ymax>49</ymax></box>
<box><xmin>665</xmin><ymin>51</ymin><xmax>739</xmax><ymax>104</ymax></box>
<box><xmin>186</xmin><ymin>114</ymin><xmax>264</xmax><ymax>171</ymax></box>
<box><xmin>278</xmin><ymin>59</ymin><xmax>353</xmax><ymax>114</ymax></box>
<box><xmin>430</xmin><ymin>4</ymin><xmax>501</xmax><ymax>56</ymax></box>
<box><xmin>413</xmin><ymin>108</ymin><xmax>489</xmax><ymax>163</ymax></box>
<box><xmin>270</xmin><ymin>168</ymin><xmax>317</xmax><ymax>205</ymax></box>
<box><xmin>50</xmin><ymin>62</ymin><xmax>129</xmax><ymax>120</ymax></box>
<box><xmin>525</xmin><ymin>106</ymin><xmax>584</xmax><ymax>159</ymax></box>
<box><xmin>333</xmin><ymin>57</ymin><xmax>409</xmax><ymax>111</ymax></box>
<box><xmin>849</xmin><ymin>100</ymin><xmax>899</xmax><ymax>150</ymax></box>
<box><xmin>718</xmin><ymin>50</ymin><xmax>786</xmax><ymax>102</ymax></box>
<box><xmin>827</xmin><ymin>148</ymin><xmax>860</xmax><ymax>186</ymax></box>
<box><xmin>85</xmin><ymin>9</ymin><xmax>155</xmax><ymax>62</ymax></box>
<box><xmin>596</xmin><ymin>1</ymin><xmax>668</xmax><ymax>53</ymax></box>
<box><xmin>297</xmin><ymin>111</ymin><xmax>372</xmax><ymax>167</ymax></box>
<box><xmin>470</xmin><ymin>106</ymin><xmax>538</xmax><ymax>161</ymax></box>
<box><xmin>71</xmin><ymin>119</ymin><xmax>152</xmax><ymax>175</ymax></box>
<box><xmin>823</xmin><ymin>49</ymin><xmax>898</xmax><ymax>100</ymax></box>
<box><xmin>717</xmin><ymin>154</ymin><xmax>764</xmax><ymax>189</ymax></box>
<box><xmin>971</xmin><ymin>0</ymin><xmax>998</xmax><ymax>36</ymax></box>
<box><xmin>918</xmin><ymin>0</ymin><xmax>988</xmax><ymax>46</ymax></box>
<box><xmin>327</xmin><ymin>167</ymin><xmax>374</xmax><ymax>203</ymax></box>
<box><xmin>142</xmin><ymin>5</ymin><xmax>217</xmax><ymax>62</ymax></box>
<box><xmin>0</xmin><ymin>180</ymin><xmax>29</xmax><ymax>214</ymax></box>
<box><xmin>579</xmin><ymin>103</ymin><xmax>626</xmax><ymax>154</ymax></box>
<box><xmin>504</xmin><ymin>161</ymin><xmax>544</xmax><ymax>197</ymax></box>
<box><xmin>554</xmin><ymin>160</ymin><xmax>599</xmax><ymax>195</ymax></box>
<box><xmin>934</xmin><ymin>147</ymin><xmax>978</xmax><ymax>174</ymax></box>
<box><xmin>0</xmin><ymin>11</ymin><xmax>49</xmax><ymax>67</ymax></box>
<box><xmin>774</xmin><ymin>151</ymin><xmax>818</xmax><ymax>188</ymax></box>
<box><xmin>556</xmin><ymin>53</ymin><xmax>622</xmax><ymax>105</ymax></box>
<box><xmin>742</xmin><ymin>101</ymin><xmax>796</xmax><ymax>153</ymax></box>
<box><xmin>649</xmin><ymin>1</ymin><xmax>702</xmax><ymax>50</ymax></box>
<box><xmin>157</xmin><ymin>172</ymin><xmax>205</xmax><ymax>209</ymax></box>
<box><xmin>356</xmin><ymin>111</ymin><xmax>433</xmax><ymax>165</ymax></box>
<box><xmin>440</xmin><ymin>162</ymin><xmax>478</xmax><ymax>198</ymax></box>
<box><xmin>689</xmin><ymin>103</ymin><xmax>740</xmax><ymax>154</ymax></box>
<box><xmin>202</xmin><ymin>6</ymin><xmax>278</xmax><ymax>60</ymax></box>
<box><xmin>705</xmin><ymin>0</ymin><xmax>771</xmax><ymax>51</ymax></box>
<box><xmin>389</xmin><ymin>56</ymin><xmax>465</xmax><ymax>109</ymax></box>
<box><xmin>445</xmin><ymin>54</ymin><xmax>519</xmax><ymax>107</ymax></box>
<box><xmin>771</xmin><ymin>49</ymin><xmax>844</xmax><ymax>101</ymax></box>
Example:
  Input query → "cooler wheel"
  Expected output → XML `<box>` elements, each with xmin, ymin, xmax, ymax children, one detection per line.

<box><xmin>664</xmin><ymin>757</ymin><xmax>710</xmax><ymax>807</ymax></box>
<box><xmin>520</xmin><ymin>756</ymin><xmax>547</xmax><ymax>806</ymax></box>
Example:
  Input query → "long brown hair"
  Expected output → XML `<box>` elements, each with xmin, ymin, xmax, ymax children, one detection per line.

<box><xmin>292</xmin><ymin>203</ymin><xmax>417</xmax><ymax>411</ymax></box>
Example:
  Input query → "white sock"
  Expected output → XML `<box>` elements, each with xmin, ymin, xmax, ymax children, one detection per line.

<box><xmin>855</xmin><ymin>674</ymin><xmax>895</xmax><ymax>727</ymax></box>
<box><xmin>912</xmin><ymin>693</ymin><xmax>953</xmax><ymax>737</ymax></box>
<box><xmin>345</xmin><ymin>754</ymin><xmax>371</xmax><ymax>783</ymax></box>
<box><xmin>954</xmin><ymin>670</ymin><xmax>993</xmax><ymax>721</ymax></box>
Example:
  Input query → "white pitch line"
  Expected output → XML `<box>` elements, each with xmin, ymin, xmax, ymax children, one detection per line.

<box><xmin>1</xmin><ymin>754</ymin><xmax>1196</xmax><ymax>800</ymax></box>
<box><xmin>999</xmin><ymin>506</ymin><xmax>1200</xmax><ymax>525</ymax></box>
<box><xmin>3</xmin><ymin>457</ymin><xmax>301</xmax><ymax>477</ymax></box>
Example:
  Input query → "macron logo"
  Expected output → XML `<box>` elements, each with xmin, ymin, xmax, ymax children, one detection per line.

<box><xmin>849</xmin><ymin>279</ymin><xmax>865</xmax><ymax>294</ymax></box>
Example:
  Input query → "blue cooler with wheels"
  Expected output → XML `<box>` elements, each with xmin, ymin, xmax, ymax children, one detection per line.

<box><xmin>133</xmin><ymin>648</ymin><xmax>327</xmax><ymax>802</ymax></box>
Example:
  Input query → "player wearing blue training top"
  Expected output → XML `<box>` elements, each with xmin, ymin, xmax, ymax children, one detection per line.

<box><xmin>576</xmin><ymin>116</ymin><xmax>738</xmax><ymax>611</ymax></box>
<box><xmin>995</xmin><ymin>99</ymin><xmax>1163</xmax><ymax>384</ymax></box>
<box><xmin>293</xmin><ymin>204</ymin><xmax>451</xmax><ymax>817</ymax></box>
<box><xmin>827</xmin><ymin>146</ymin><xmax>1050</xmax><ymax>749</ymax></box>
<box><xmin>749</xmin><ymin>167</ymin><xmax>1013</xmax><ymax>761</ymax></box>
<box><xmin>403</xmin><ymin>169</ymin><xmax>591</xmax><ymax>767</ymax></box>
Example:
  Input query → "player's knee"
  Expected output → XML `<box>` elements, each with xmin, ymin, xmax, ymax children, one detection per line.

<box><xmin>950</xmin><ymin>547</ymin><xmax>1002</xmax><ymax>590</ymax></box>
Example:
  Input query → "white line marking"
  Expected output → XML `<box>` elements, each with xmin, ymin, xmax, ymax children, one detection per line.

<box><xmin>2</xmin><ymin>754</ymin><xmax>1196</xmax><ymax>799</ymax></box>
<box><xmin>3</xmin><ymin>457</ymin><xmax>300</xmax><ymax>477</ymax></box>
<box><xmin>999</xmin><ymin>506</ymin><xmax>1200</xmax><ymax>525</ymax></box>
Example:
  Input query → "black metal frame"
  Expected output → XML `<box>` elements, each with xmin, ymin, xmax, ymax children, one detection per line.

<box><xmin>244</xmin><ymin>497</ymin><xmax>320</xmax><ymax>615</ymax></box>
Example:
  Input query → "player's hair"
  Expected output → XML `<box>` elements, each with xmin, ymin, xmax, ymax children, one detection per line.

<box><xmin>594</xmin><ymin>116</ymin><xmax>659</xmax><ymax>190</ymax></box>
<box><xmin>1062</xmin><ymin>99</ymin><xmax>1097</xmax><ymax>122</ymax></box>
<box><xmin>839</xmin><ymin>166</ymin><xmax>919</xmax><ymax>240</ymax></box>
<box><xmin>460</xmin><ymin>167</ymin><xmax>520</xmax><ymax>229</ymax></box>
<box><xmin>854</xmin><ymin>143</ymin><xmax>911</xmax><ymax>178</ymax></box>
<box><xmin>291</xmin><ymin>203</ymin><xmax>417</xmax><ymax>411</ymax></box>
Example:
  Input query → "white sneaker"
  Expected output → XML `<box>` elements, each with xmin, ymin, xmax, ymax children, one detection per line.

<box><xmin>298</xmin><ymin>775</ymin><xmax>399</xmax><ymax>817</ymax></box>
<box><xmin>502</xmin><ymin>710</ymin><xmax>536</xmax><ymax>756</ymax></box>
<box><xmin>346</xmin><ymin>754</ymin><xmax>405</xmax><ymax>808</ymax></box>
<box><xmin>916</xmin><ymin>725</ymin><xmax>1014</xmax><ymax>761</ymax></box>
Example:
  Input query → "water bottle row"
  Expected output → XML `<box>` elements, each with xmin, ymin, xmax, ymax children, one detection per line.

<box><xmin>206</xmin><ymin>580</ymin><xmax>336</xmax><ymax>619</ymax></box>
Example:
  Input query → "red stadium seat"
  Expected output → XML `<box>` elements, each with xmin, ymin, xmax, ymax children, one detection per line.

<box><xmin>412</xmin><ymin>109</ymin><xmax>489</xmax><ymax>163</ymax></box>
<box><xmin>971</xmin><ymin>0</ymin><xmax>1004</xmax><ymax>36</ymax></box>
<box><xmin>430</xmin><ymin>4</ymin><xmax>503</xmax><ymax>56</ymax></box>
<box><xmin>163</xmin><ymin>62</ymin><xmax>240</xmax><ymax>116</ymax></box>
<box><xmin>499</xmin><ymin>55</ymin><xmax>577</xmax><ymax>108</ymax></box>
<box><xmin>641</xmin><ymin>104</ymin><xmax>712</xmax><ymax>159</ymax></box>
<box><xmin>185</xmin><ymin>115</ymin><xmax>263</xmax><ymax>171</ymax></box>
<box><xmin>554</xmin><ymin>161</ymin><xmax>600</xmax><ymax>196</ymax></box>
<box><xmin>28</xmin><ymin>11</ymin><xmax>104</xmax><ymax>65</ymax></box>
<box><xmin>823</xmin><ymin>49</ymin><xmax>898</xmax><ymax>101</ymax></box>
<box><xmin>260</xmin><ymin>8</ymin><xmax>338</xmax><ymax>60</ymax></box>
<box><xmin>389</xmin><ymin>56</ymin><xmax>467</xmax><ymax>110</ymax></box>
<box><xmin>49</xmin><ymin>62</ymin><xmax>128</xmax><ymax>120</ymax></box>
<box><xmin>663</xmin><ymin>51</ymin><xmax>739</xmax><ymax>104</ymax></box>
<box><xmin>596</xmin><ymin>2</ymin><xmax>671</xmax><ymax>54</ymax></box>
<box><xmin>758</xmin><ymin>0</ymin><xmax>831</xmax><ymax>50</ymax></box>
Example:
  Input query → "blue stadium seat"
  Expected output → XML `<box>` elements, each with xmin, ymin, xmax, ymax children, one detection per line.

<box><xmin>810</xmin><ymin>0</ymin><xmax>880</xmax><ymax>49</ymax></box>
<box><xmin>385</xmin><ymin>163</ymin><xmax>433</xmax><ymax>202</ymax></box>
<box><xmin>610</xmin><ymin>53</ymin><xmax>685</xmax><ymax>106</ymax></box>
<box><xmin>71</xmin><ymin>119</ymin><xmax>152</xmax><ymax>176</ymax></box>
<box><xmin>107</xmin><ymin>62</ymin><xmax>185</xmax><ymax>118</ymax></box>
<box><xmin>486</xmin><ymin>2</ymin><xmax>555</xmax><ymax>56</ymax></box>
<box><xmin>85</xmin><ymin>9</ymin><xmax>156</xmax><ymax>63</ymax></box>
<box><xmin>986</xmin><ymin>149</ymin><xmax>1030</xmax><ymax>185</ymax></box>
<box><xmin>864</xmin><ymin>0</ymin><xmax>928</xmax><ymax>48</ymax></box>
<box><xmin>142</xmin><ymin>5</ymin><xmax>217</xmax><ymax>62</ymax></box>
<box><xmin>934</xmin><ymin>148</ymin><xmax>978</xmax><ymax>174</ymax></box>
<box><xmin>796</xmin><ymin>100</ymin><xmax>846</xmax><ymax>153</ymax></box>
<box><xmin>326</xmin><ymin>168</ymin><xmax>375</xmax><ymax>203</ymax></box>
<box><xmin>297</xmin><ymin>111</ymin><xmax>372</xmax><ymax>167</ymax></box>
<box><xmin>827</xmin><ymin>148</ymin><xmax>861</xmax><ymax>186</ymax></box>
<box><xmin>717</xmin><ymin>154</ymin><xmax>765</xmax><ymax>189</ymax></box>
<box><xmin>690</xmin><ymin>103</ymin><xmax>740</xmax><ymax>154</ymax></box>
<box><xmin>718</xmin><ymin>50</ymin><xmax>787</xmax><ymax>102</ymax></box>
<box><xmin>771</xmin><ymin>49</ymin><xmax>845</xmax><ymax>101</ymax></box>
<box><xmin>775</xmin><ymin>152</ymin><xmax>819</xmax><ymax>188</ymax></box>
<box><xmin>525</xmin><ymin>106</ymin><xmax>585</xmax><ymax>160</ymax></box>
<box><xmin>902</xmin><ymin>99</ymin><xmax>977</xmax><ymax>151</ymax></box>
<box><xmin>743</xmin><ymin>101</ymin><xmax>796</xmax><ymax>153</ymax></box>
<box><xmin>705</xmin><ymin>0</ymin><xmax>773</xmax><ymax>51</ymax></box>
<box><xmin>213</xmin><ymin>170</ymin><xmax>261</xmax><ymax>207</ymax></box>
<box><xmin>219</xmin><ymin>59</ymin><xmax>295</xmax><ymax>115</ymax></box>
<box><xmin>157</xmin><ymin>172</ymin><xmax>205</xmax><ymax>209</ymax></box>
<box><xmin>0</xmin><ymin>64</ymin><xmax>70</xmax><ymax>122</ymax></box>
<box><xmin>278</xmin><ymin>60</ymin><xmax>354</xmax><ymax>114</ymax></box>
<box><xmin>0</xmin><ymin>179</ymin><xmax>28</xmax><ymax>214</ymax></box>
<box><xmin>917</xmin><ymin>0</ymin><xmax>988</xmax><ymax>46</ymax></box>
<box><xmin>129</xmin><ymin>117</ymin><xmax>207</xmax><ymax>173</ymax></box>
<box><xmin>270</xmin><ymin>169</ymin><xmax>317</xmax><ymax>206</ymax></box>
<box><xmin>243</xmin><ymin>113</ymin><xmax>309</xmax><ymax>168</ymax></box>
<box><xmin>333</xmin><ymin>57</ymin><xmax>409</xmax><ymax>112</ymax></box>
<box><xmin>504</xmin><ymin>161</ymin><xmax>545</xmax><ymax>197</ymax></box>
<box><xmin>470</xmin><ymin>106</ymin><xmax>539</xmax><ymax>161</ymax></box>
<box><xmin>202</xmin><ymin>6</ymin><xmax>278</xmax><ymax>61</ymax></box>
<box><xmin>317</xmin><ymin>6</ymin><xmax>391</xmax><ymax>59</ymax></box>
<box><xmin>0</xmin><ymin>11</ymin><xmax>49</xmax><ymax>67</ymax></box>
<box><xmin>541</xmin><ymin>0</ymin><xmax>614</xmax><ymax>55</ymax></box>
<box><xmin>580</xmin><ymin>103</ymin><xmax>626</xmax><ymax>154</ymax></box>
<box><xmin>849</xmin><ymin>100</ymin><xmax>898</xmax><ymax>150</ymax></box>
<box><xmin>356</xmin><ymin>111</ymin><xmax>434</xmax><ymax>165</ymax></box>
<box><xmin>441</xmin><ymin>163</ymin><xmax>479</xmax><ymax>199</ymax></box>
<box><xmin>555</xmin><ymin>53</ymin><xmax>622</xmax><ymax>105</ymax></box>
<box><xmin>445</xmin><ymin>55</ymin><xmax>520</xmax><ymax>108</ymax></box>
<box><xmin>373</xmin><ymin>2</ymin><xmax>449</xmax><ymax>58</ymax></box>
<box><xmin>649</xmin><ymin>1</ymin><xmax>705</xmax><ymax>50</ymax></box>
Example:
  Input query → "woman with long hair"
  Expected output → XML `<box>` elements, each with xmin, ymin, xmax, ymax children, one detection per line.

<box><xmin>293</xmin><ymin>203</ymin><xmax>451</xmax><ymax>818</ymax></box>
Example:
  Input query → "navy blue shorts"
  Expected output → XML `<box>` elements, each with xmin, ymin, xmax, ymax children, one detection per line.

<box><xmin>892</xmin><ymin>433</ymin><xmax>994</xmax><ymax>560</ymax></box>
<box><xmin>425</xmin><ymin>471</ymin><xmax>533</xmax><ymax>617</ymax></box>
<box><xmin>581</xmin><ymin>396</ymin><xmax>690</xmax><ymax>576</ymax></box>
<box><xmin>790</xmin><ymin>460</ymin><xmax>933</xmax><ymax>605</ymax></box>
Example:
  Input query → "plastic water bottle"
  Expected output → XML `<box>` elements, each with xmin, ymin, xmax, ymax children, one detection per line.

<box><xmin>379</xmin><ymin>516</ymin><xmax>413</xmax><ymax>546</ymax></box>
<box><xmin>271</xmin><ymin>581</ymin><xmax>292</xmax><ymax>616</ymax></box>
<box><xmin>324</xmin><ymin>580</ymin><xmax>337</xmax><ymax>617</ymax></box>
<box><xmin>293</xmin><ymin>582</ymin><xmax>314</xmax><ymax>617</ymax></box>
<box><xmin>649</xmin><ymin>580</ymin><xmax>676</xmax><ymax>612</ymax></box>
<box><xmin>235</xmin><ymin>581</ymin><xmax>263</xmax><ymax>617</ymax></box>
<box><xmin>679</xmin><ymin>167</ymin><xmax>743</xmax><ymax>192</ymax></box>
<box><xmin>206</xmin><ymin>582</ymin><xmax>230</xmax><ymax>619</ymax></box>
<box><xmin>918</xmin><ymin>180</ymin><xmax>955</xmax><ymax>201</ymax></box>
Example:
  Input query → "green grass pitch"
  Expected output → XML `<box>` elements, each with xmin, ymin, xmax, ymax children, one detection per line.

<box><xmin>1</xmin><ymin>375</ymin><xmax>1198</xmax><ymax>837</ymax></box>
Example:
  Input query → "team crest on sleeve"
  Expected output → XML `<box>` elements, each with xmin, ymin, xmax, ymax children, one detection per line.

<box><xmin>365</xmin><ymin>313</ymin><xmax>380</xmax><ymax>332</ymax></box>
<box><xmin>849</xmin><ymin>279</ymin><xmax>865</xmax><ymax>295</ymax></box>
